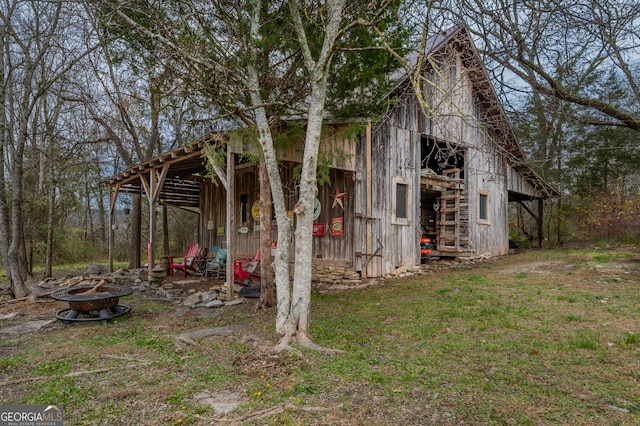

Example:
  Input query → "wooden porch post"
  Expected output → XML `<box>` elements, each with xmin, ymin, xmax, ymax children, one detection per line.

<box><xmin>537</xmin><ymin>198</ymin><xmax>544</xmax><ymax>248</ymax></box>
<box><xmin>108</xmin><ymin>184</ymin><xmax>119</xmax><ymax>273</ymax></box>
<box><xmin>149</xmin><ymin>176</ymin><xmax>156</xmax><ymax>277</ymax></box>
<box><xmin>226</xmin><ymin>147</ymin><xmax>235</xmax><ymax>300</ymax></box>
<box><xmin>140</xmin><ymin>165</ymin><xmax>170</xmax><ymax>277</ymax></box>
<box><xmin>364</xmin><ymin>122</ymin><xmax>372</xmax><ymax>279</ymax></box>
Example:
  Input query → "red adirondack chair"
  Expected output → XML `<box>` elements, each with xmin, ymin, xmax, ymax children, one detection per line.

<box><xmin>234</xmin><ymin>248</ymin><xmax>261</xmax><ymax>285</ymax></box>
<box><xmin>169</xmin><ymin>242</ymin><xmax>200</xmax><ymax>277</ymax></box>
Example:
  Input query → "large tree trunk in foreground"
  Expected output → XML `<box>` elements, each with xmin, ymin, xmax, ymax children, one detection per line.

<box><xmin>246</xmin><ymin>69</ymin><xmax>292</xmax><ymax>332</ymax></box>
<box><xmin>244</xmin><ymin>3</ymin><xmax>293</xmax><ymax>336</ymax></box>
<box><xmin>275</xmin><ymin>80</ymin><xmax>338</xmax><ymax>352</ymax></box>
<box><xmin>257</xmin><ymin>160</ymin><xmax>276</xmax><ymax>308</ymax></box>
<box><xmin>273</xmin><ymin>0</ymin><xmax>346</xmax><ymax>353</ymax></box>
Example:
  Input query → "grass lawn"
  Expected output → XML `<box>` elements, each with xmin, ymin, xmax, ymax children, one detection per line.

<box><xmin>1</xmin><ymin>249</ymin><xmax>639</xmax><ymax>425</ymax></box>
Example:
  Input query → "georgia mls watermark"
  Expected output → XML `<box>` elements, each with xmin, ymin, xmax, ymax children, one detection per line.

<box><xmin>0</xmin><ymin>405</ymin><xmax>63</xmax><ymax>426</ymax></box>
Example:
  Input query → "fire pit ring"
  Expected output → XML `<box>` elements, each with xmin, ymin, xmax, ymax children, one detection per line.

<box><xmin>55</xmin><ymin>304</ymin><xmax>131</xmax><ymax>322</ymax></box>
<box><xmin>52</xmin><ymin>284</ymin><xmax>133</xmax><ymax>323</ymax></box>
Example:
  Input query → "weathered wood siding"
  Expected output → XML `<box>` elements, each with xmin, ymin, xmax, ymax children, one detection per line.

<box><xmin>200</xmin><ymin>180</ymin><xmax>227</xmax><ymax>252</ymax></box>
<box><xmin>279</xmin><ymin>124</ymin><xmax>358</xmax><ymax>172</ymax></box>
<box><xmin>356</xmin><ymin>47</ymin><xmax>518</xmax><ymax>276</ymax></box>
<box><xmin>200</xmin><ymin>158</ymin><xmax>355</xmax><ymax>265</ymax></box>
<box><xmin>465</xmin><ymin>130</ymin><xmax>510</xmax><ymax>257</ymax></box>
<box><xmin>199</xmin><ymin>164</ymin><xmax>265</xmax><ymax>258</ymax></box>
<box><xmin>198</xmin><ymin>42</ymin><xmax>538</xmax><ymax>277</ymax></box>
<box><xmin>356</xmin><ymin>92</ymin><xmax>424</xmax><ymax>278</ymax></box>
<box><xmin>506</xmin><ymin>165</ymin><xmax>543</xmax><ymax>198</ymax></box>
<box><xmin>313</xmin><ymin>169</ymin><xmax>355</xmax><ymax>265</ymax></box>
<box><xmin>426</xmin><ymin>52</ymin><xmax>510</xmax><ymax>257</ymax></box>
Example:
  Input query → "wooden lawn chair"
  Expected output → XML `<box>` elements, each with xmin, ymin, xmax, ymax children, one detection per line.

<box><xmin>169</xmin><ymin>242</ymin><xmax>200</xmax><ymax>277</ymax></box>
<box><xmin>193</xmin><ymin>247</ymin><xmax>209</xmax><ymax>277</ymax></box>
<box><xmin>233</xmin><ymin>248</ymin><xmax>261</xmax><ymax>285</ymax></box>
<box><xmin>205</xmin><ymin>249</ymin><xmax>227</xmax><ymax>278</ymax></box>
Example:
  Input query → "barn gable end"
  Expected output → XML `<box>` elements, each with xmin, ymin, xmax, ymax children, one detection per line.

<box><xmin>355</xmin><ymin>24</ymin><xmax>555</xmax><ymax>277</ymax></box>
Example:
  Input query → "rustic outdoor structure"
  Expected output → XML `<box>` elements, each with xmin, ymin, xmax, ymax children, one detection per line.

<box><xmin>103</xmin><ymin>24</ymin><xmax>555</xmax><ymax>282</ymax></box>
<box><xmin>357</xmin><ymin>24</ymin><xmax>557</xmax><ymax>277</ymax></box>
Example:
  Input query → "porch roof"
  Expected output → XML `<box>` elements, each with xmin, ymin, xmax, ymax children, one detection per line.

<box><xmin>102</xmin><ymin>133</ymin><xmax>226</xmax><ymax>208</ymax></box>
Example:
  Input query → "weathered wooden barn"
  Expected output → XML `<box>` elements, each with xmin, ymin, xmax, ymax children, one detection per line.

<box><xmin>355</xmin><ymin>24</ymin><xmax>557</xmax><ymax>277</ymax></box>
<box><xmin>105</xmin><ymin>24</ymin><xmax>555</xmax><ymax>282</ymax></box>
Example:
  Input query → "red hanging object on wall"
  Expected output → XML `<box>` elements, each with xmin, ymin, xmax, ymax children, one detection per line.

<box><xmin>331</xmin><ymin>217</ymin><xmax>343</xmax><ymax>236</ymax></box>
<box><xmin>332</xmin><ymin>186</ymin><xmax>346</xmax><ymax>209</ymax></box>
<box><xmin>313</xmin><ymin>223</ymin><xmax>326</xmax><ymax>236</ymax></box>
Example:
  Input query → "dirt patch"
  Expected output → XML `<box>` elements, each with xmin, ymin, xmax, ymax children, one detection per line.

<box><xmin>610</xmin><ymin>258</ymin><xmax>640</xmax><ymax>275</ymax></box>
<box><xmin>0</xmin><ymin>319</ymin><xmax>56</xmax><ymax>337</ymax></box>
<box><xmin>0</xmin><ymin>299</ymin><xmax>67</xmax><ymax>327</ymax></box>
<box><xmin>162</xmin><ymin>276</ymin><xmax>226</xmax><ymax>294</ymax></box>
<box><xmin>232</xmin><ymin>350</ymin><xmax>306</xmax><ymax>377</ymax></box>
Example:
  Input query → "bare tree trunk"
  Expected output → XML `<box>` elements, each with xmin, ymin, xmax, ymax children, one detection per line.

<box><xmin>43</xmin><ymin>88</ymin><xmax>63</xmax><ymax>278</ymax></box>
<box><xmin>273</xmin><ymin>0</ymin><xmax>346</xmax><ymax>353</ymax></box>
<box><xmin>0</xmin><ymin>23</ymin><xmax>12</xmax><ymax>285</ymax></box>
<box><xmin>245</xmin><ymin>3</ymin><xmax>292</xmax><ymax>333</ymax></box>
<box><xmin>283</xmin><ymin>80</ymin><xmax>331</xmax><ymax>349</ymax></box>
<box><xmin>0</xmin><ymin>11</ymin><xmax>29</xmax><ymax>297</ymax></box>
<box><xmin>0</xmin><ymin>0</ymin><xmax>78</xmax><ymax>298</ymax></box>
<box><xmin>7</xmin><ymin>138</ymin><xmax>30</xmax><ymax>297</ymax></box>
<box><xmin>45</xmin><ymin>160</ymin><xmax>55</xmax><ymax>278</ymax></box>
<box><xmin>257</xmin><ymin>160</ymin><xmax>276</xmax><ymax>308</ymax></box>
<box><xmin>247</xmin><ymin>73</ymin><xmax>292</xmax><ymax>331</ymax></box>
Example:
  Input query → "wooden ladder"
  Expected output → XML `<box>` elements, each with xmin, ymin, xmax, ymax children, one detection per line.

<box><xmin>438</xmin><ymin>169</ymin><xmax>470</xmax><ymax>253</ymax></box>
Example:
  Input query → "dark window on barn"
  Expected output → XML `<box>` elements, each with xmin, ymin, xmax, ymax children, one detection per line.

<box><xmin>479</xmin><ymin>192</ymin><xmax>489</xmax><ymax>222</ymax></box>
<box><xmin>396</xmin><ymin>183</ymin><xmax>408</xmax><ymax>219</ymax></box>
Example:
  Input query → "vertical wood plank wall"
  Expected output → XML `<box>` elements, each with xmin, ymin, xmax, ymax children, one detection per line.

<box><xmin>197</xmin><ymin>43</ymin><xmax>547</xmax><ymax>277</ymax></box>
<box><xmin>200</xmin><ymin>160</ymin><xmax>355</xmax><ymax>266</ymax></box>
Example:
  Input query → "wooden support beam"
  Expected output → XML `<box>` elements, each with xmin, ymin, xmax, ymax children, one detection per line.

<box><xmin>537</xmin><ymin>199</ymin><xmax>544</xmax><ymax>249</ymax></box>
<box><xmin>517</xmin><ymin>199</ymin><xmax>544</xmax><ymax>248</ymax></box>
<box><xmin>108</xmin><ymin>183</ymin><xmax>121</xmax><ymax>273</ymax></box>
<box><xmin>516</xmin><ymin>200</ymin><xmax>539</xmax><ymax>222</ymax></box>
<box><xmin>364</xmin><ymin>122</ymin><xmax>372</xmax><ymax>279</ymax></box>
<box><xmin>226</xmin><ymin>146</ymin><xmax>235</xmax><ymax>300</ymax></box>
<box><xmin>212</xmin><ymin>163</ymin><xmax>228</xmax><ymax>190</ymax></box>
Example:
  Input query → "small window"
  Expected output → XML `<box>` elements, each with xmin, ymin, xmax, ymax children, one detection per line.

<box><xmin>396</xmin><ymin>183</ymin><xmax>408</xmax><ymax>219</ymax></box>
<box><xmin>479</xmin><ymin>192</ymin><xmax>489</xmax><ymax>224</ymax></box>
<box><xmin>392</xmin><ymin>177</ymin><xmax>411</xmax><ymax>225</ymax></box>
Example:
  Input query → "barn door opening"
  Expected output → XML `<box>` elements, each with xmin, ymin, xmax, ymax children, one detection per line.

<box><xmin>420</xmin><ymin>136</ymin><xmax>469</xmax><ymax>255</ymax></box>
<box><xmin>438</xmin><ymin>170</ymin><xmax>470</xmax><ymax>253</ymax></box>
<box><xmin>420</xmin><ymin>189</ymin><xmax>440</xmax><ymax>251</ymax></box>
<box><xmin>421</xmin><ymin>136</ymin><xmax>465</xmax><ymax>178</ymax></box>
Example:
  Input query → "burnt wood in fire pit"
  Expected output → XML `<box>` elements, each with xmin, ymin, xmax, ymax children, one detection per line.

<box><xmin>52</xmin><ymin>284</ymin><xmax>133</xmax><ymax>323</ymax></box>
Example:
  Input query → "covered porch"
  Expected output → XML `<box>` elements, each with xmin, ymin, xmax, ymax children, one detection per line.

<box><xmin>103</xmin><ymin>133</ymin><xmax>234</xmax><ymax>289</ymax></box>
<box><xmin>103</xmin><ymin>126</ymin><xmax>363</xmax><ymax>292</ymax></box>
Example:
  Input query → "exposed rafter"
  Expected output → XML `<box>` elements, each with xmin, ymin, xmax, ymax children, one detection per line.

<box><xmin>102</xmin><ymin>132</ymin><xmax>227</xmax><ymax>207</ymax></box>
